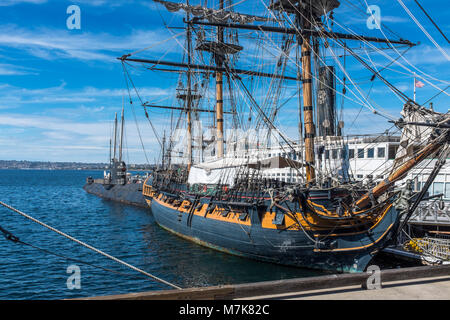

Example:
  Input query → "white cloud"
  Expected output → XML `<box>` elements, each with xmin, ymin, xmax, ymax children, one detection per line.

<box><xmin>0</xmin><ymin>82</ymin><xmax>174</xmax><ymax>108</ymax></box>
<box><xmin>0</xmin><ymin>0</ymin><xmax>46</xmax><ymax>6</ymax></box>
<box><xmin>0</xmin><ymin>25</ymin><xmax>183</xmax><ymax>62</ymax></box>
<box><xmin>0</xmin><ymin>112</ymin><xmax>162</xmax><ymax>162</ymax></box>
<box><xmin>0</xmin><ymin>63</ymin><xmax>38</xmax><ymax>75</ymax></box>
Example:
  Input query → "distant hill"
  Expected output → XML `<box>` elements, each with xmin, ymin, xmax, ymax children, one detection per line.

<box><xmin>0</xmin><ymin>160</ymin><xmax>154</xmax><ymax>170</ymax></box>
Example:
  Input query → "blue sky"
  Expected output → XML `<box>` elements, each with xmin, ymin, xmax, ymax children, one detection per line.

<box><xmin>0</xmin><ymin>0</ymin><xmax>448</xmax><ymax>163</ymax></box>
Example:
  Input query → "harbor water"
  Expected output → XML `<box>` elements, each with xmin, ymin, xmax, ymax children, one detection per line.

<box><xmin>0</xmin><ymin>169</ymin><xmax>327</xmax><ymax>300</ymax></box>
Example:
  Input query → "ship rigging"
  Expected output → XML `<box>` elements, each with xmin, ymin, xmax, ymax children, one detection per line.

<box><xmin>118</xmin><ymin>0</ymin><xmax>450</xmax><ymax>272</ymax></box>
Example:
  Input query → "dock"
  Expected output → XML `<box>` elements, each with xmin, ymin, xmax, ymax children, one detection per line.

<box><xmin>77</xmin><ymin>264</ymin><xmax>450</xmax><ymax>300</ymax></box>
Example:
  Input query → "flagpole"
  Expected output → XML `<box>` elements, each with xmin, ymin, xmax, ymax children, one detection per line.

<box><xmin>413</xmin><ymin>72</ymin><xmax>416</xmax><ymax>102</ymax></box>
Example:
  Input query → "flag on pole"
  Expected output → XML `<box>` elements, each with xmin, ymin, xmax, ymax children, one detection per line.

<box><xmin>415</xmin><ymin>79</ymin><xmax>425</xmax><ymax>88</ymax></box>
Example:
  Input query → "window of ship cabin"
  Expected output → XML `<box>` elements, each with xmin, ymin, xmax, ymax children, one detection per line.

<box><xmin>388</xmin><ymin>145</ymin><xmax>399</xmax><ymax>159</ymax></box>
<box><xmin>325</xmin><ymin>150</ymin><xmax>330</xmax><ymax>160</ymax></box>
<box><xmin>377</xmin><ymin>147</ymin><xmax>385</xmax><ymax>158</ymax></box>
<box><xmin>421</xmin><ymin>182</ymin><xmax>431</xmax><ymax>194</ymax></box>
<box><xmin>349</xmin><ymin>149</ymin><xmax>355</xmax><ymax>159</ymax></box>
<box><xmin>367</xmin><ymin>148</ymin><xmax>374</xmax><ymax>158</ymax></box>
<box><xmin>433</xmin><ymin>182</ymin><xmax>444</xmax><ymax>196</ymax></box>
<box><xmin>357</xmin><ymin>174</ymin><xmax>363</xmax><ymax>179</ymax></box>
<box><xmin>332</xmin><ymin>149</ymin><xmax>337</xmax><ymax>159</ymax></box>
<box><xmin>357</xmin><ymin>148</ymin><xmax>364</xmax><ymax>158</ymax></box>
<box><xmin>445</xmin><ymin>183</ymin><xmax>450</xmax><ymax>199</ymax></box>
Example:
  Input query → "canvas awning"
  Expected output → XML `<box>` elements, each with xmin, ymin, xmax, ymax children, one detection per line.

<box><xmin>247</xmin><ymin>156</ymin><xmax>303</xmax><ymax>170</ymax></box>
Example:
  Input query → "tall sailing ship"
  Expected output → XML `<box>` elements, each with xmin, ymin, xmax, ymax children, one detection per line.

<box><xmin>119</xmin><ymin>0</ymin><xmax>450</xmax><ymax>272</ymax></box>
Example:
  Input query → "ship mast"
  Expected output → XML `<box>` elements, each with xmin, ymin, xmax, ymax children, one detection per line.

<box><xmin>109</xmin><ymin>138</ymin><xmax>112</xmax><ymax>175</ymax></box>
<box><xmin>297</xmin><ymin>5</ymin><xmax>316</xmax><ymax>184</ymax></box>
<box><xmin>120</xmin><ymin>0</ymin><xmax>419</xmax><ymax>180</ymax></box>
<box><xmin>162</xmin><ymin>130</ymin><xmax>166</xmax><ymax>170</ymax></box>
<box><xmin>119</xmin><ymin>102</ymin><xmax>125</xmax><ymax>163</ymax></box>
<box><xmin>215</xmin><ymin>0</ymin><xmax>225</xmax><ymax>158</ymax></box>
<box><xmin>186</xmin><ymin>0</ymin><xmax>193</xmax><ymax>171</ymax></box>
<box><xmin>113</xmin><ymin>112</ymin><xmax>118</xmax><ymax>161</ymax></box>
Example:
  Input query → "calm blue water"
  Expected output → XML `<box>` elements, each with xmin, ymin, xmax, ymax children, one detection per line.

<box><xmin>0</xmin><ymin>169</ymin><xmax>325</xmax><ymax>299</ymax></box>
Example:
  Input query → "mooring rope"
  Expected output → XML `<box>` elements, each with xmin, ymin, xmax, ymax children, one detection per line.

<box><xmin>0</xmin><ymin>225</ymin><xmax>152</xmax><ymax>279</ymax></box>
<box><xmin>0</xmin><ymin>200</ymin><xmax>182</xmax><ymax>290</ymax></box>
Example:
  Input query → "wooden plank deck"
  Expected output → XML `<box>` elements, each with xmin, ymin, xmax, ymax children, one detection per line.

<box><xmin>75</xmin><ymin>264</ymin><xmax>450</xmax><ymax>300</ymax></box>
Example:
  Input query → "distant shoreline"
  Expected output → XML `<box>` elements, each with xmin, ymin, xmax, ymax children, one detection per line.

<box><xmin>0</xmin><ymin>160</ymin><xmax>155</xmax><ymax>171</ymax></box>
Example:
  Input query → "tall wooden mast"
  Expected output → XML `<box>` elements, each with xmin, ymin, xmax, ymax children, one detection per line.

<box><xmin>215</xmin><ymin>0</ymin><xmax>225</xmax><ymax>158</ymax></box>
<box><xmin>186</xmin><ymin>0</ymin><xmax>193</xmax><ymax>170</ymax></box>
<box><xmin>298</xmin><ymin>7</ymin><xmax>316</xmax><ymax>184</ymax></box>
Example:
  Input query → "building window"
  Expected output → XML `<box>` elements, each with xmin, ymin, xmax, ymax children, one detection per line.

<box><xmin>332</xmin><ymin>149</ymin><xmax>337</xmax><ymax>159</ymax></box>
<box><xmin>388</xmin><ymin>145</ymin><xmax>398</xmax><ymax>159</ymax></box>
<box><xmin>367</xmin><ymin>148</ymin><xmax>374</xmax><ymax>158</ymax></box>
<box><xmin>357</xmin><ymin>148</ymin><xmax>364</xmax><ymax>158</ymax></box>
<box><xmin>377</xmin><ymin>147</ymin><xmax>385</xmax><ymax>158</ymax></box>
<box><xmin>445</xmin><ymin>183</ymin><xmax>450</xmax><ymax>199</ymax></box>
<box><xmin>349</xmin><ymin>149</ymin><xmax>354</xmax><ymax>159</ymax></box>
<box><xmin>325</xmin><ymin>150</ymin><xmax>330</xmax><ymax>160</ymax></box>
<box><xmin>433</xmin><ymin>182</ymin><xmax>444</xmax><ymax>196</ymax></box>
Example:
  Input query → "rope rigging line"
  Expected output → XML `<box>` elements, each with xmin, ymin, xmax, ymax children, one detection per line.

<box><xmin>358</xmin><ymin>0</ymin><xmax>450</xmax><ymax>88</ymax></box>
<box><xmin>413</xmin><ymin>0</ymin><xmax>449</xmax><ymax>44</ymax></box>
<box><xmin>316</xmin><ymin>11</ymin><xmax>411</xmax><ymax>110</ymax></box>
<box><xmin>261</xmin><ymin>0</ymin><xmax>398</xmax><ymax>121</ymax></box>
<box><xmin>326</xmin><ymin>1</ymin><xmax>450</xmax><ymax>91</ymax></box>
<box><xmin>421</xmin><ymin>85</ymin><xmax>450</xmax><ymax>107</ymax></box>
<box><xmin>396</xmin><ymin>0</ymin><xmax>449</xmax><ymax>61</ymax></box>
<box><xmin>260</xmin><ymin>1</ymin><xmax>374</xmax><ymax>111</ymax></box>
<box><xmin>122</xmin><ymin>31</ymin><xmax>186</xmax><ymax>59</ymax></box>
<box><xmin>286</xmin><ymin>2</ymin><xmax>399</xmax><ymax>121</ymax></box>
<box><xmin>0</xmin><ymin>200</ymin><xmax>182</xmax><ymax>290</ymax></box>
<box><xmin>0</xmin><ymin>225</ymin><xmax>153</xmax><ymax>280</ymax></box>
<box><xmin>121</xmin><ymin>62</ymin><xmax>160</xmax><ymax>165</ymax></box>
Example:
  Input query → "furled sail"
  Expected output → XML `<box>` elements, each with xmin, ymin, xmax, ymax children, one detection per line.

<box><xmin>154</xmin><ymin>0</ymin><xmax>273</xmax><ymax>24</ymax></box>
<box><xmin>270</xmin><ymin>0</ymin><xmax>340</xmax><ymax>17</ymax></box>
<box><xmin>392</xmin><ymin>102</ymin><xmax>447</xmax><ymax>172</ymax></box>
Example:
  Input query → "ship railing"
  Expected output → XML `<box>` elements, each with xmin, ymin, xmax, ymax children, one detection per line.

<box><xmin>407</xmin><ymin>201</ymin><xmax>450</xmax><ymax>226</ymax></box>
<box><xmin>412</xmin><ymin>237</ymin><xmax>450</xmax><ymax>261</ymax></box>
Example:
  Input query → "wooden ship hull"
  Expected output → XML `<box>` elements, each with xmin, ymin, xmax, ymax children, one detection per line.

<box><xmin>143</xmin><ymin>183</ymin><xmax>400</xmax><ymax>273</ymax></box>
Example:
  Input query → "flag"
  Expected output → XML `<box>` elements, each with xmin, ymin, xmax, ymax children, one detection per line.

<box><xmin>415</xmin><ymin>79</ymin><xmax>425</xmax><ymax>88</ymax></box>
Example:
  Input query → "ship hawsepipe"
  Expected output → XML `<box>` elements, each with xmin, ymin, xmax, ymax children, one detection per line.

<box><xmin>142</xmin><ymin>178</ymin><xmax>400</xmax><ymax>273</ymax></box>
